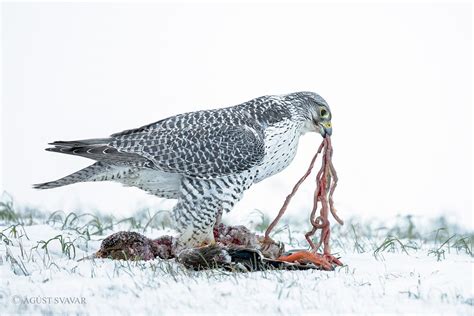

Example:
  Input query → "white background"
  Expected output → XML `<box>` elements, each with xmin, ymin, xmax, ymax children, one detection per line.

<box><xmin>1</xmin><ymin>3</ymin><xmax>472</xmax><ymax>227</ymax></box>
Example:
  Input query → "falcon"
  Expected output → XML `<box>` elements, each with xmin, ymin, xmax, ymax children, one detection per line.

<box><xmin>35</xmin><ymin>92</ymin><xmax>333</xmax><ymax>251</ymax></box>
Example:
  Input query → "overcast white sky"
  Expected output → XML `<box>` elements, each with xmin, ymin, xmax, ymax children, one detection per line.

<box><xmin>1</xmin><ymin>3</ymin><xmax>472</xmax><ymax>228</ymax></box>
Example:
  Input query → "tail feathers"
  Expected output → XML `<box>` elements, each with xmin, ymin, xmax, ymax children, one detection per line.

<box><xmin>34</xmin><ymin>162</ymin><xmax>110</xmax><ymax>190</ymax></box>
<box><xmin>45</xmin><ymin>138</ymin><xmax>147</xmax><ymax>164</ymax></box>
<box><xmin>48</xmin><ymin>138</ymin><xmax>112</xmax><ymax>147</ymax></box>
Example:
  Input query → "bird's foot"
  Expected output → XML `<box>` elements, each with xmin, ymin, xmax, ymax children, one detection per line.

<box><xmin>277</xmin><ymin>250</ymin><xmax>342</xmax><ymax>271</ymax></box>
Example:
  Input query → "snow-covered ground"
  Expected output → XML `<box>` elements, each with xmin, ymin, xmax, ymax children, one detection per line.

<box><xmin>0</xmin><ymin>198</ymin><xmax>472</xmax><ymax>315</ymax></box>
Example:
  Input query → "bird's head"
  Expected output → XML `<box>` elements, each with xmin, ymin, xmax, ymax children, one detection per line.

<box><xmin>286</xmin><ymin>91</ymin><xmax>333</xmax><ymax>137</ymax></box>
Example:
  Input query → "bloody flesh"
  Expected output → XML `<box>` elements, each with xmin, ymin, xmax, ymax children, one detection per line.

<box><xmin>264</xmin><ymin>136</ymin><xmax>344</xmax><ymax>266</ymax></box>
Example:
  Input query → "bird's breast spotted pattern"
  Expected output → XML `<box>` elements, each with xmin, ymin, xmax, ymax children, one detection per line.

<box><xmin>254</xmin><ymin>120</ymin><xmax>302</xmax><ymax>182</ymax></box>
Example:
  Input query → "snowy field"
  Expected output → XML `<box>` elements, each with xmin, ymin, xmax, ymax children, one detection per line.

<box><xmin>0</xmin><ymin>195</ymin><xmax>472</xmax><ymax>316</ymax></box>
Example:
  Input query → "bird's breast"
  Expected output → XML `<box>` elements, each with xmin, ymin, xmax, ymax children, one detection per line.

<box><xmin>254</xmin><ymin>121</ymin><xmax>302</xmax><ymax>182</ymax></box>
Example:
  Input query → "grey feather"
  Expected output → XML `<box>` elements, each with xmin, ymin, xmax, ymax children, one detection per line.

<box><xmin>46</xmin><ymin>140</ymin><xmax>152</xmax><ymax>166</ymax></box>
<box><xmin>34</xmin><ymin>162</ymin><xmax>112</xmax><ymax>189</ymax></box>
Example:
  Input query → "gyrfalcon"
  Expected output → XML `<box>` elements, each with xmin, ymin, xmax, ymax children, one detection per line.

<box><xmin>35</xmin><ymin>92</ymin><xmax>333</xmax><ymax>249</ymax></box>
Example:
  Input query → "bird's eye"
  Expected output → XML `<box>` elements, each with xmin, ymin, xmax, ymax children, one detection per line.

<box><xmin>320</xmin><ymin>108</ymin><xmax>328</xmax><ymax>118</ymax></box>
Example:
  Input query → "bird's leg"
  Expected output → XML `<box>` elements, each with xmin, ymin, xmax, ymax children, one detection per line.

<box><xmin>172</xmin><ymin>178</ymin><xmax>224</xmax><ymax>251</ymax></box>
<box><xmin>214</xmin><ymin>208</ymin><xmax>223</xmax><ymax>228</ymax></box>
<box><xmin>174</xmin><ymin>208</ymin><xmax>236</xmax><ymax>269</ymax></box>
<box><xmin>212</xmin><ymin>208</ymin><xmax>229</xmax><ymax>244</ymax></box>
<box><xmin>172</xmin><ymin>210</ymin><xmax>217</xmax><ymax>257</ymax></box>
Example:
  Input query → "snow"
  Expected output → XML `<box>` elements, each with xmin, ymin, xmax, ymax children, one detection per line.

<box><xmin>0</xmin><ymin>210</ymin><xmax>473</xmax><ymax>315</ymax></box>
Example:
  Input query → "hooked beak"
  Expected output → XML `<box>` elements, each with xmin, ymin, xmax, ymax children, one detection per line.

<box><xmin>318</xmin><ymin>121</ymin><xmax>332</xmax><ymax>138</ymax></box>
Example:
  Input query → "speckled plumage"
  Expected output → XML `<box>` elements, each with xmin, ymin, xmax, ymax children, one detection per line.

<box><xmin>35</xmin><ymin>91</ymin><xmax>333</xmax><ymax>248</ymax></box>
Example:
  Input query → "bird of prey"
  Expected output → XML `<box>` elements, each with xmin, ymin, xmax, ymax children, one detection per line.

<box><xmin>35</xmin><ymin>92</ymin><xmax>333</xmax><ymax>250</ymax></box>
